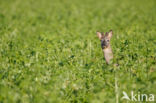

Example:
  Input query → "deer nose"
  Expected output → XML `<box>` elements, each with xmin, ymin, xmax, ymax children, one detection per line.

<box><xmin>101</xmin><ymin>41</ymin><xmax>106</xmax><ymax>46</ymax></box>
<box><xmin>101</xmin><ymin>42</ymin><xmax>106</xmax><ymax>48</ymax></box>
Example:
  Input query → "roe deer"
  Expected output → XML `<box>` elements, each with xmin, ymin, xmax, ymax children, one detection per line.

<box><xmin>96</xmin><ymin>30</ymin><xmax>113</xmax><ymax>64</ymax></box>
<box><xmin>97</xmin><ymin>30</ymin><xmax>119</xmax><ymax>103</ymax></box>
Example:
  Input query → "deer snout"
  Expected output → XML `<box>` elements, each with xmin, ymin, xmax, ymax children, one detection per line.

<box><xmin>101</xmin><ymin>40</ymin><xmax>109</xmax><ymax>49</ymax></box>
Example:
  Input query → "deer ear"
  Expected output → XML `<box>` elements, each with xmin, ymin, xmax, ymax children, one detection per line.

<box><xmin>96</xmin><ymin>31</ymin><xmax>102</xmax><ymax>40</ymax></box>
<box><xmin>108</xmin><ymin>30</ymin><xmax>113</xmax><ymax>38</ymax></box>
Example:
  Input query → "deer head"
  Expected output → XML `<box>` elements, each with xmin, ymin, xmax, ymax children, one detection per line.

<box><xmin>96</xmin><ymin>30</ymin><xmax>113</xmax><ymax>49</ymax></box>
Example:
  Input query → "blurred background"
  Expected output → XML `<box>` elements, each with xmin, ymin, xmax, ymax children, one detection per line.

<box><xmin>0</xmin><ymin>0</ymin><xmax>156</xmax><ymax>103</ymax></box>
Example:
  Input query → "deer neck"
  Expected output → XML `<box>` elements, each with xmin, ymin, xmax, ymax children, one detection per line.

<box><xmin>102</xmin><ymin>46</ymin><xmax>113</xmax><ymax>64</ymax></box>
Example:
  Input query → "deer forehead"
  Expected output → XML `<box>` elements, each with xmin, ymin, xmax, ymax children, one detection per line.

<box><xmin>101</xmin><ymin>38</ymin><xmax>110</xmax><ymax>43</ymax></box>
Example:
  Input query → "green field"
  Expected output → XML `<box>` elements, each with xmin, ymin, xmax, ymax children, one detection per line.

<box><xmin>0</xmin><ymin>0</ymin><xmax>156</xmax><ymax>103</ymax></box>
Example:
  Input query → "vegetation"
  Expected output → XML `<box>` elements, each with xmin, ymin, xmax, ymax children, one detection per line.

<box><xmin>0</xmin><ymin>0</ymin><xmax>155</xmax><ymax>102</ymax></box>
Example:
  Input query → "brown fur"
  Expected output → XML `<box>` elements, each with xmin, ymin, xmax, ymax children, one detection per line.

<box><xmin>103</xmin><ymin>46</ymin><xmax>113</xmax><ymax>64</ymax></box>
<box><xmin>96</xmin><ymin>30</ymin><xmax>113</xmax><ymax>64</ymax></box>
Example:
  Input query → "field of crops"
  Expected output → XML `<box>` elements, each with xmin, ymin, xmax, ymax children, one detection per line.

<box><xmin>0</xmin><ymin>0</ymin><xmax>156</xmax><ymax>102</ymax></box>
